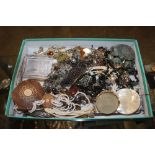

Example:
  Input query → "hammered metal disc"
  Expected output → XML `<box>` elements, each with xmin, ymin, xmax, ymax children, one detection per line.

<box><xmin>96</xmin><ymin>91</ymin><xmax>119</xmax><ymax>114</ymax></box>
<box><xmin>117</xmin><ymin>89</ymin><xmax>140</xmax><ymax>114</ymax></box>
<box><xmin>12</xmin><ymin>79</ymin><xmax>45</xmax><ymax>111</ymax></box>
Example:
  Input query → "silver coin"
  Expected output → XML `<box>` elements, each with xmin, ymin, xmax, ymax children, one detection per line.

<box><xmin>96</xmin><ymin>91</ymin><xmax>119</xmax><ymax>114</ymax></box>
<box><xmin>117</xmin><ymin>89</ymin><xmax>140</xmax><ymax>114</ymax></box>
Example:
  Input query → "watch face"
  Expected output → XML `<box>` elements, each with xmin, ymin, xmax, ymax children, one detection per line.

<box><xmin>12</xmin><ymin>79</ymin><xmax>45</xmax><ymax>111</ymax></box>
<box><xmin>96</xmin><ymin>91</ymin><xmax>119</xmax><ymax>114</ymax></box>
<box><xmin>117</xmin><ymin>89</ymin><xmax>140</xmax><ymax>114</ymax></box>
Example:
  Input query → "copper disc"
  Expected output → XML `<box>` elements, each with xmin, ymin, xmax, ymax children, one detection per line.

<box><xmin>12</xmin><ymin>79</ymin><xmax>45</xmax><ymax>111</ymax></box>
<box><xmin>96</xmin><ymin>91</ymin><xmax>119</xmax><ymax>114</ymax></box>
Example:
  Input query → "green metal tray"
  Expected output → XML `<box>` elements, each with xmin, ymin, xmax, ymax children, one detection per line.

<box><xmin>5</xmin><ymin>38</ymin><xmax>153</xmax><ymax>121</ymax></box>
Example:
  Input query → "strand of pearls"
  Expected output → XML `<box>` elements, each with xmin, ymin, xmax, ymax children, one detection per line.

<box><xmin>28</xmin><ymin>100</ymin><xmax>44</xmax><ymax>113</ymax></box>
<box><xmin>51</xmin><ymin>91</ymin><xmax>91</xmax><ymax>112</ymax></box>
<box><xmin>44</xmin><ymin>91</ymin><xmax>94</xmax><ymax>117</ymax></box>
<box><xmin>28</xmin><ymin>91</ymin><xmax>94</xmax><ymax>118</ymax></box>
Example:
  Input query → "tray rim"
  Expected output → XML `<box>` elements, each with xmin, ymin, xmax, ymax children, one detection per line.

<box><xmin>5</xmin><ymin>38</ymin><xmax>153</xmax><ymax>121</ymax></box>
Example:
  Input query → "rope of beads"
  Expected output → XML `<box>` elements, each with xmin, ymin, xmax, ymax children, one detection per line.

<box><xmin>28</xmin><ymin>91</ymin><xmax>94</xmax><ymax>118</ymax></box>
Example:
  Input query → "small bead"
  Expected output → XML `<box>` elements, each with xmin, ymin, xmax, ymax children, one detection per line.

<box><xmin>47</xmin><ymin>51</ymin><xmax>54</xmax><ymax>57</ymax></box>
<box><xmin>69</xmin><ymin>85</ymin><xmax>78</xmax><ymax>96</ymax></box>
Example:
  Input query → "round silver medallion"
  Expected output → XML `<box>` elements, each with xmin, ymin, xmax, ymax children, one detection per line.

<box><xmin>96</xmin><ymin>91</ymin><xmax>119</xmax><ymax>114</ymax></box>
<box><xmin>117</xmin><ymin>89</ymin><xmax>140</xmax><ymax>114</ymax></box>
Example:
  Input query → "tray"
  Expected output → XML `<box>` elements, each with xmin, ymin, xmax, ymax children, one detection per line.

<box><xmin>5</xmin><ymin>38</ymin><xmax>153</xmax><ymax>121</ymax></box>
